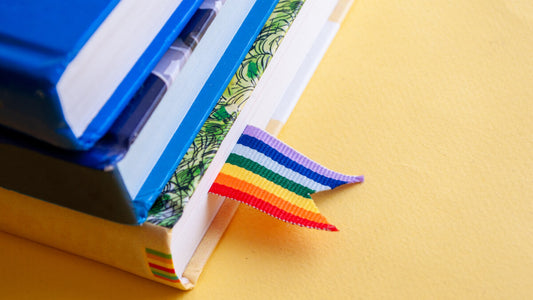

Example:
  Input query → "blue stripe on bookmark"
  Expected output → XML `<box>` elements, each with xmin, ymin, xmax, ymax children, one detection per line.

<box><xmin>237</xmin><ymin>134</ymin><xmax>348</xmax><ymax>189</ymax></box>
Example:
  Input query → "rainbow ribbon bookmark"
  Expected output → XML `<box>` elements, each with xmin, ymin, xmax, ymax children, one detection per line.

<box><xmin>209</xmin><ymin>125</ymin><xmax>364</xmax><ymax>231</ymax></box>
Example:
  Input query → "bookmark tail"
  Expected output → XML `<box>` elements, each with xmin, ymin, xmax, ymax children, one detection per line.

<box><xmin>209</xmin><ymin>125</ymin><xmax>363</xmax><ymax>231</ymax></box>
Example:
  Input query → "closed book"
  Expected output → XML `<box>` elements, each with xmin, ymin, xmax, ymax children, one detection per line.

<box><xmin>0</xmin><ymin>0</ymin><xmax>353</xmax><ymax>290</ymax></box>
<box><xmin>0</xmin><ymin>0</ymin><xmax>201</xmax><ymax>150</ymax></box>
<box><xmin>0</xmin><ymin>0</ymin><xmax>278</xmax><ymax>225</ymax></box>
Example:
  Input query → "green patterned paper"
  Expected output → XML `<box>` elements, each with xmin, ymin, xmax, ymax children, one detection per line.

<box><xmin>147</xmin><ymin>0</ymin><xmax>306</xmax><ymax>228</ymax></box>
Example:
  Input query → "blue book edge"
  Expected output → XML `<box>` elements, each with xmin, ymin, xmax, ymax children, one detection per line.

<box><xmin>77</xmin><ymin>0</ymin><xmax>203</xmax><ymax>149</ymax></box>
<box><xmin>132</xmin><ymin>0</ymin><xmax>280</xmax><ymax>224</ymax></box>
<box><xmin>0</xmin><ymin>1</ymin><xmax>121</xmax><ymax>150</ymax></box>
<box><xmin>0</xmin><ymin>0</ymin><xmax>201</xmax><ymax>151</ymax></box>
<box><xmin>0</xmin><ymin>1</ymin><xmax>221</xmax><ymax>171</ymax></box>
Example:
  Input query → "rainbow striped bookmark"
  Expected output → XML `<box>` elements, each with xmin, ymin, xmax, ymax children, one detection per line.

<box><xmin>209</xmin><ymin>125</ymin><xmax>364</xmax><ymax>231</ymax></box>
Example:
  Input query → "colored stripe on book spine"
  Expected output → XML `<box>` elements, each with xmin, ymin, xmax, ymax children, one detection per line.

<box><xmin>152</xmin><ymin>271</ymin><xmax>180</xmax><ymax>282</ymax></box>
<box><xmin>145</xmin><ymin>248</ymin><xmax>180</xmax><ymax>283</ymax></box>
<box><xmin>146</xmin><ymin>253</ymin><xmax>174</xmax><ymax>266</ymax></box>
<box><xmin>146</xmin><ymin>248</ymin><xmax>172</xmax><ymax>259</ymax></box>
<box><xmin>148</xmin><ymin>262</ymin><xmax>176</xmax><ymax>274</ymax></box>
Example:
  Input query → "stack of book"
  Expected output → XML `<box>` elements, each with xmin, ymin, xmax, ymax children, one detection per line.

<box><xmin>0</xmin><ymin>0</ymin><xmax>354</xmax><ymax>290</ymax></box>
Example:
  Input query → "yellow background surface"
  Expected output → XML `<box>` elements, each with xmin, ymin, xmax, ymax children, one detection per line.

<box><xmin>1</xmin><ymin>0</ymin><xmax>532</xmax><ymax>298</ymax></box>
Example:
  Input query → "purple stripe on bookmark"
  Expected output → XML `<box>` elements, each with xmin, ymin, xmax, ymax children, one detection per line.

<box><xmin>242</xmin><ymin>126</ymin><xmax>364</xmax><ymax>185</ymax></box>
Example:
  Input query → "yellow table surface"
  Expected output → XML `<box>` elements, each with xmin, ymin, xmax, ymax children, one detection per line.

<box><xmin>1</xmin><ymin>1</ymin><xmax>532</xmax><ymax>298</ymax></box>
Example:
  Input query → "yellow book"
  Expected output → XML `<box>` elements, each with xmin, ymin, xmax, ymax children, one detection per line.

<box><xmin>0</xmin><ymin>0</ymin><xmax>354</xmax><ymax>290</ymax></box>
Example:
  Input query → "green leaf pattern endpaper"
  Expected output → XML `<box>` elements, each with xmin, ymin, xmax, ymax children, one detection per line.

<box><xmin>147</xmin><ymin>0</ymin><xmax>306</xmax><ymax>228</ymax></box>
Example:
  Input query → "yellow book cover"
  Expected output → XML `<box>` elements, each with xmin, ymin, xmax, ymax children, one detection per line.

<box><xmin>0</xmin><ymin>0</ymin><xmax>354</xmax><ymax>290</ymax></box>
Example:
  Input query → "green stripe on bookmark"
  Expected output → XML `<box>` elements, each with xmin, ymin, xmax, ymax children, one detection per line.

<box><xmin>226</xmin><ymin>153</ymin><xmax>315</xmax><ymax>198</ymax></box>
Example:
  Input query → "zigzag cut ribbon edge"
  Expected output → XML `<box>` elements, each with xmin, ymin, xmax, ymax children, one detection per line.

<box><xmin>209</xmin><ymin>125</ymin><xmax>364</xmax><ymax>231</ymax></box>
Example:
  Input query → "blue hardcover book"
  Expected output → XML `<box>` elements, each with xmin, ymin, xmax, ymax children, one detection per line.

<box><xmin>0</xmin><ymin>0</ymin><xmax>277</xmax><ymax>225</ymax></box>
<box><xmin>0</xmin><ymin>0</ymin><xmax>227</xmax><ymax>170</ymax></box>
<box><xmin>52</xmin><ymin>0</ymin><xmax>227</xmax><ymax>170</ymax></box>
<box><xmin>0</xmin><ymin>0</ymin><xmax>201</xmax><ymax>150</ymax></box>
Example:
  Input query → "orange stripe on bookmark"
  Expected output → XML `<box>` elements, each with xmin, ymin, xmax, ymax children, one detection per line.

<box><xmin>209</xmin><ymin>125</ymin><xmax>363</xmax><ymax>231</ymax></box>
<box><xmin>214</xmin><ymin>173</ymin><xmax>329</xmax><ymax>224</ymax></box>
<box><xmin>210</xmin><ymin>182</ymin><xmax>338</xmax><ymax>231</ymax></box>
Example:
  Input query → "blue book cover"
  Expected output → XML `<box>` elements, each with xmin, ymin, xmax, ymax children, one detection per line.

<box><xmin>0</xmin><ymin>0</ymin><xmax>201</xmax><ymax>150</ymax></box>
<box><xmin>0</xmin><ymin>0</ymin><xmax>278</xmax><ymax>225</ymax></box>
<box><xmin>0</xmin><ymin>0</ymin><xmax>227</xmax><ymax>170</ymax></box>
<box><xmin>134</xmin><ymin>0</ymin><xmax>280</xmax><ymax>222</ymax></box>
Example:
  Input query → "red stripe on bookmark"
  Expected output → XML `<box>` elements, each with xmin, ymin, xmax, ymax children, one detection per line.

<box><xmin>210</xmin><ymin>183</ymin><xmax>338</xmax><ymax>231</ymax></box>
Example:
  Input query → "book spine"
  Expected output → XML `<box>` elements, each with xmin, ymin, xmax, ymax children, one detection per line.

<box><xmin>0</xmin><ymin>186</ymin><xmax>190</xmax><ymax>290</ymax></box>
<box><xmin>0</xmin><ymin>78</ymin><xmax>78</xmax><ymax>149</ymax></box>
<box><xmin>0</xmin><ymin>139</ymin><xmax>140</xmax><ymax>224</ymax></box>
